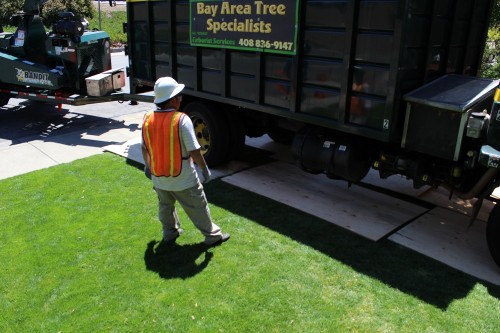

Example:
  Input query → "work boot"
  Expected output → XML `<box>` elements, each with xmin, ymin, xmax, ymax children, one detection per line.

<box><xmin>205</xmin><ymin>233</ymin><xmax>230</xmax><ymax>247</ymax></box>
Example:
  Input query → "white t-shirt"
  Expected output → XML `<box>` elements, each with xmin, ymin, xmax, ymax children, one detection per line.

<box><xmin>142</xmin><ymin>110</ymin><xmax>202</xmax><ymax>191</ymax></box>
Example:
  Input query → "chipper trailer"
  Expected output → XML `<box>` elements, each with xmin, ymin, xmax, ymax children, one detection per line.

<box><xmin>0</xmin><ymin>0</ymin><xmax>125</xmax><ymax>107</ymax></box>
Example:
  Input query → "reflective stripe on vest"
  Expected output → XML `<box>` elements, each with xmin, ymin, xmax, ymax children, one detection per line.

<box><xmin>142</xmin><ymin>110</ymin><xmax>184</xmax><ymax>177</ymax></box>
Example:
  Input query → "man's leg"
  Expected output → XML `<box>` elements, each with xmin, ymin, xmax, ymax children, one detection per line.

<box><xmin>155</xmin><ymin>187</ymin><xmax>182</xmax><ymax>241</ymax></box>
<box><xmin>173</xmin><ymin>183</ymin><xmax>223</xmax><ymax>243</ymax></box>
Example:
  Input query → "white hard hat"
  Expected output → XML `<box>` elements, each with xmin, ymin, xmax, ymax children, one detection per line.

<box><xmin>154</xmin><ymin>77</ymin><xmax>185</xmax><ymax>104</ymax></box>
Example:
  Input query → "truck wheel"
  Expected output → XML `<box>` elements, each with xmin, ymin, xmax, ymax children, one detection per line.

<box><xmin>183</xmin><ymin>101</ymin><xmax>230</xmax><ymax>167</ymax></box>
<box><xmin>268</xmin><ymin>127</ymin><xmax>295</xmax><ymax>144</ymax></box>
<box><xmin>0</xmin><ymin>94</ymin><xmax>9</xmax><ymax>107</ymax></box>
<box><xmin>487</xmin><ymin>204</ymin><xmax>500</xmax><ymax>267</ymax></box>
<box><xmin>226</xmin><ymin>110</ymin><xmax>245</xmax><ymax>159</ymax></box>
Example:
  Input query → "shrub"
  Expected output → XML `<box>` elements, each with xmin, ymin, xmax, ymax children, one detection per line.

<box><xmin>0</xmin><ymin>0</ymin><xmax>24</xmax><ymax>27</ymax></box>
<box><xmin>40</xmin><ymin>0</ymin><xmax>66</xmax><ymax>27</ymax></box>
<box><xmin>42</xmin><ymin>0</ymin><xmax>95</xmax><ymax>27</ymax></box>
<box><xmin>0</xmin><ymin>0</ymin><xmax>94</xmax><ymax>29</ymax></box>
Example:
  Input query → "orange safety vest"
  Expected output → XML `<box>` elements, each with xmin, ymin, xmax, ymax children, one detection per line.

<box><xmin>142</xmin><ymin>110</ymin><xmax>185</xmax><ymax>177</ymax></box>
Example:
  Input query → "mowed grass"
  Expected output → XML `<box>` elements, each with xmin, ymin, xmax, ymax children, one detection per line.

<box><xmin>88</xmin><ymin>10</ymin><xmax>127</xmax><ymax>44</ymax></box>
<box><xmin>1</xmin><ymin>153</ymin><xmax>500</xmax><ymax>332</ymax></box>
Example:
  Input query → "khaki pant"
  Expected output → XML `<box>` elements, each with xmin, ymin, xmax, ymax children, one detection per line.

<box><xmin>154</xmin><ymin>182</ymin><xmax>222</xmax><ymax>243</ymax></box>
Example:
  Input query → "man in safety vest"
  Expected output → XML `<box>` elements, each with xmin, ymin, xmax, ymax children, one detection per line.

<box><xmin>141</xmin><ymin>77</ymin><xmax>230</xmax><ymax>247</ymax></box>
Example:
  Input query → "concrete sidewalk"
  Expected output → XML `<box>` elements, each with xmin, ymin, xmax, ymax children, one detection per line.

<box><xmin>0</xmin><ymin>50</ymin><xmax>137</xmax><ymax>178</ymax></box>
<box><xmin>0</xmin><ymin>99</ymin><xmax>149</xmax><ymax>180</ymax></box>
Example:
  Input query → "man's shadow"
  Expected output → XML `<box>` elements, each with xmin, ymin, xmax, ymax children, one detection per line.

<box><xmin>144</xmin><ymin>240</ymin><xmax>213</xmax><ymax>279</ymax></box>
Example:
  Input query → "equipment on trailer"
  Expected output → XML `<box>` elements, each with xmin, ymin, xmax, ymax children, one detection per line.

<box><xmin>0</xmin><ymin>0</ymin><xmax>125</xmax><ymax>107</ymax></box>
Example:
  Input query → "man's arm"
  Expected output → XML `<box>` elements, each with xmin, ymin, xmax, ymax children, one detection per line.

<box><xmin>189</xmin><ymin>148</ymin><xmax>207</xmax><ymax>168</ymax></box>
<box><xmin>190</xmin><ymin>149</ymin><xmax>211</xmax><ymax>183</ymax></box>
<box><xmin>141</xmin><ymin>144</ymin><xmax>151</xmax><ymax>168</ymax></box>
<box><xmin>142</xmin><ymin>144</ymin><xmax>152</xmax><ymax>179</ymax></box>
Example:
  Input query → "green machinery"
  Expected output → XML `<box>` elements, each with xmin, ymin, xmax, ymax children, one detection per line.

<box><xmin>0</xmin><ymin>0</ymin><xmax>115</xmax><ymax>106</ymax></box>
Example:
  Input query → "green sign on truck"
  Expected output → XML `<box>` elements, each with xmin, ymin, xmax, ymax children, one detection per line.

<box><xmin>190</xmin><ymin>0</ymin><xmax>298</xmax><ymax>54</ymax></box>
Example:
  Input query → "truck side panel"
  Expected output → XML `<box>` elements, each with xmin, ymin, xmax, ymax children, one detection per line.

<box><xmin>126</xmin><ymin>0</ymin><xmax>492</xmax><ymax>143</ymax></box>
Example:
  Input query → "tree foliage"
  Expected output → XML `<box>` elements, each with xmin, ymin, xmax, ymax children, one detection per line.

<box><xmin>492</xmin><ymin>0</ymin><xmax>500</xmax><ymax>27</ymax></box>
<box><xmin>0</xmin><ymin>0</ymin><xmax>94</xmax><ymax>28</ymax></box>
<box><xmin>0</xmin><ymin>0</ymin><xmax>25</xmax><ymax>26</ymax></box>
<box><xmin>480</xmin><ymin>0</ymin><xmax>500</xmax><ymax>78</ymax></box>
<box><xmin>42</xmin><ymin>0</ymin><xmax>94</xmax><ymax>27</ymax></box>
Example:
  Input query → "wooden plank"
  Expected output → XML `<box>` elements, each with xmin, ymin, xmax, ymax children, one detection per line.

<box><xmin>222</xmin><ymin>161</ymin><xmax>429</xmax><ymax>241</ymax></box>
<box><xmin>246</xmin><ymin>135</ymin><xmax>495</xmax><ymax>222</ymax></box>
<box><xmin>362</xmin><ymin>171</ymin><xmax>494</xmax><ymax>222</ymax></box>
<box><xmin>389</xmin><ymin>207</ymin><xmax>500</xmax><ymax>285</ymax></box>
<box><xmin>104</xmin><ymin>138</ymin><xmax>259</xmax><ymax>179</ymax></box>
<box><xmin>105</xmin><ymin>137</ymin><xmax>144</xmax><ymax>164</ymax></box>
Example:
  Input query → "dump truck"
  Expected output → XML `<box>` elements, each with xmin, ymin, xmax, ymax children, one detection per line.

<box><xmin>0</xmin><ymin>0</ymin><xmax>126</xmax><ymax>106</ymax></box>
<box><xmin>123</xmin><ymin>0</ymin><xmax>500</xmax><ymax>268</ymax></box>
<box><xmin>4</xmin><ymin>0</ymin><xmax>500</xmax><ymax>269</ymax></box>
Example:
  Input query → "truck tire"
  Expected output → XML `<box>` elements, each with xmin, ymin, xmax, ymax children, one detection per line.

<box><xmin>487</xmin><ymin>204</ymin><xmax>500</xmax><ymax>267</ymax></box>
<box><xmin>226</xmin><ymin>110</ymin><xmax>245</xmax><ymax>160</ymax></box>
<box><xmin>183</xmin><ymin>101</ymin><xmax>230</xmax><ymax>167</ymax></box>
<box><xmin>268</xmin><ymin>127</ymin><xmax>295</xmax><ymax>144</ymax></box>
<box><xmin>0</xmin><ymin>94</ymin><xmax>9</xmax><ymax>107</ymax></box>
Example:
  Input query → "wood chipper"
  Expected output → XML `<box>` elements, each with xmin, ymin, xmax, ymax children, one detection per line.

<box><xmin>0</xmin><ymin>0</ymin><xmax>125</xmax><ymax>106</ymax></box>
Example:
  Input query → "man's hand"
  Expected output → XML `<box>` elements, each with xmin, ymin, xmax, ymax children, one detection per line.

<box><xmin>201</xmin><ymin>166</ymin><xmax>212</xmax><ymax>184</ymax></box>
<box><xmin>190</xmin><ymin>149</ymin><xmax>212</xmax><ymax>183</ymax></box>
<box><xmin>144</xmin><ymin>165</ymin><xmax>152</xmax><ymax>179</ymax></box>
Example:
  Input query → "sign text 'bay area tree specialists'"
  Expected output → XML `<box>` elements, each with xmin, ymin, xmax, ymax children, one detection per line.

<box><xmin>190</xmin><ymin>0</ymin><xmax>298</xmax><ymax>54</ymax></box>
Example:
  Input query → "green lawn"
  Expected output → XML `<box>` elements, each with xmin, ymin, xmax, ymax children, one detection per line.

<box><xmin>1</xmin><ymin>153</ymin><xmax>500</xmax><ymax>332</ymax></box>
<box><xmin>88</xmin><ymin>10</ymin><xmax>127</xmax><ymax>44</ymax></box>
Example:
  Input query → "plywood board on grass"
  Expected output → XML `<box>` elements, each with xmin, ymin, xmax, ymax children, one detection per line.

<box><xmin>104</xmin><ymin>138</ymin><xmax>266</xmax><ymax>179</ymax></box>
<box><xmin>362</xmin><ymin>171</ymin><xmax>494</xmax><ymax>222</ymax></box>
<box><xmin>389</xmin><ymin>207</ymin><xmax>500</xmax><ymax>285</ymax></box>
<box><xmin>105</xmin><ymin>137</ymin><xmax>144</xmax><ymax>164</ymax></box>
<box><xmin>222</xmin><ymin>161</ymin><xmax>429</xmax><ymax>241</ymax></box>
<box><xmin>246</xmin><ymin>135</ymin><xmax>496</xmax><ymax>222</ymax></box>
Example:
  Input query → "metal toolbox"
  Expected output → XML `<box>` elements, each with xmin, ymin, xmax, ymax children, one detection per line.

<box><xmin>103</xmin><ymin>68</ymin><xmax>126</xmax><ymax>90</ymax></box>
<box><xmin>402</xmin><ymin>75</ymin><xmax>498</xmax><ymax>161</ymax></box>
<box><xmin>85</xmin><ymin>73</ymin><xmax>113</xmax><ymax>97</ymax></box>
